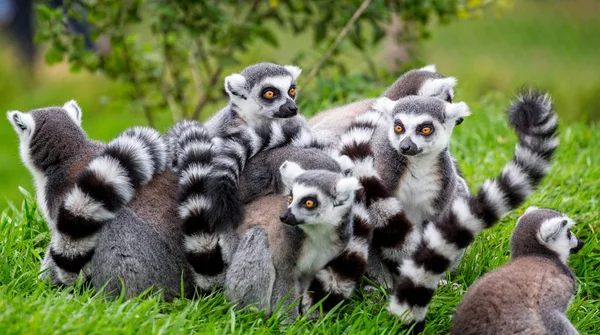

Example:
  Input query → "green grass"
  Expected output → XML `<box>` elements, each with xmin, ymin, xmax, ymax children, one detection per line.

<box><xmin>1</xmin><ymin>92</ymin><xmax>599</xmax><ymax>334</ymax></box>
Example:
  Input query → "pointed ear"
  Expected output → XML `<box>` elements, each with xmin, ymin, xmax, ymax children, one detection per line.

<box><xmin>284</xmin><ymin>65</ymin><xmax>302</xmax><ymax>81</ymax></box>
<box><xmin>279</xmin><ymin>161</ymin><xmax>305</xmax><ymax>190</ymax></box>
<box><xmin>224</xmin><ymin>73</ymin><xmax>248</xmax><ymax>99</ymax></box>
<box><xmin>419</xmin><ymin>64</ymin><xmax>437</xmax><ymax>73</ymax></box>
<box><xmin>372</xmin><ymin>97</ymin><xmax>397</xmax><ymax>116</ymax></box>
<box><xmin>418</xmin><ymin>77</ymin><xmax>457</xmax><ymax>100</ymax></box>
<box><xmin>335</xmin><ymin>177</ymin><xmax>361</xmax><ymax>204</ymax></box>
<box><xmin>524</xmin><ymin>206</ymin><xmax>540</xmax><ymax>215</ymax></box>
<box><xmin>63</xmin><ymin>100</ymin><xmax>82</xmax><ymax>126</ymax></box>
<box><xmin>539</xmin><ymin>217</ymin><xmax>568</xmax><ymax>243</ymax></box>
<box><xmin>445</xmin><ymin>101</ymin><xmax>471</xmax><ymax>122</ymax></box>
<box><xmin>7</xmin><ymin>111</ymin><xmax>35</xmax><ymax>137</ymax></box>
<box><xmin>334</xmin><ymin>155</ymin><xmax>354</xmax><ymax>174</ymax></box>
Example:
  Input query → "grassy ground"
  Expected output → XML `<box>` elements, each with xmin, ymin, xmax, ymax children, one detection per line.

<box><xmin>1</xmin><ymin>93</ymin><xmax>599</xmax><ymax>334</ymax></box>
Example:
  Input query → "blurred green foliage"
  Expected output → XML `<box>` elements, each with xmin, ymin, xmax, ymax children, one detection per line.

<box><xmin>35</xmin><ymin>0</ymin><xmax>510</xmax><ymax>124</ymax></box>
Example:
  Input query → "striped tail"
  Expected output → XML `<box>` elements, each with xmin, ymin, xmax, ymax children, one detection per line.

<box><xmin>303</xmin><ymin>111</ymin><xmax>418</xmax><ymax>313</ymax></box>
<box><xmin>173</xmin><ymin>118</ymin><xmax>320</xmax><ymax>291</ymax></box>
<box><xmin>389</xmin><ymin>89</ymin><xmax>559</xmax><ymax>326</ymax></box>
<box><xmin>50</xmin><ymin>127</ymin><xmax>167</xmax><ymax>285</ymax></box>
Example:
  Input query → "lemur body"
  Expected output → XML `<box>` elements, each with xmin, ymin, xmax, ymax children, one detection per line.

<box><xmin>452</xmin><ymin>207</ymin><xmax>583</xmax><ymax>335</ymax></box>
<box><xmin>308</xmin><ymin>65</ymin><xmax>458</xmax><ymax>147</ymax></box>
<box><xmin>225</xmin><ymin>164</ymin><xmax>363</xmax><ymax>316</ymax></box>
<box><xmin>7</xmin><ymin>102</ymin><xmax>192</xmax><ymax>300</ymax></box>
<box><xmin>366</xmin><ymin>91</ymin><xmax>560</xmax><ymax>327</ymax></box>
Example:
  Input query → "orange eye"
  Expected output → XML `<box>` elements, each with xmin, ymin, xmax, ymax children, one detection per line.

<box><xmin>289</xmin><ymin>88</ymin><xmax>296</xmax><ymax>97</ymax></box>
<box><xmin>395</xmin><ymin>125</ymin><xmax>404</xmax><ymax>133</ymax></box>
<box><xmin>264</xmin><ymin>90</ymin><xmax>275</xmax><ymax>99</ymax></box>
<box><xmin>304</xmin><ymin>200</ymin><xmax>315</xmax><ymax>208</ymax></box>
<box><xmin>421</xmin><ymin>127</ymin><xmax>432</xmax><ymax>135</ymax></box>
<box><xmin>288</xmin><ymin>196</ymin><xmax>293</xmax><ymax>204</ymax></box>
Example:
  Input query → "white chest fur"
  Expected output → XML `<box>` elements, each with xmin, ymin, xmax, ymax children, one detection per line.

<box><xmin>296</xmin><ymin>224</ymin><xmax>341</xmax><ymax>278</ymax></box>
<box><xmin>395</xmin><ymin>157</ymin><xmax>441</xmax><ymax>225</ymax></box>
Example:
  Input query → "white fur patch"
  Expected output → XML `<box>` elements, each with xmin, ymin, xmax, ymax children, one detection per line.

<box><xmin>283</xmin><ymin>65</ymin><xmax>302</xmax><ymax>80</ymax></box>
<box><xmin>423</xmin><ymin>224</ymin><xmax>461</xmax><ymax>260</ymax></box>
<box><xmin>280</xmin><ymin>161</ymin><xmax>306</xmax><ymax>190</ymax></box>
<box><xmin>291</xmin><ymin>128</ymin><xmax>316</xmax><ymax>148</ymax></box>
<box><xmin>224</xmin><ymin>73</ymin><xmax>247</xmax><ymax>96</ymax></box>
<box><xmin>314</xmin><ymin>268</ymin><xmax>355</xmax><ymax>297</ymax></box>
<box><xmin>388</xmin><ymin>296</ymin><xmax>428</xmax><ymax>322</ymax></box>
<box><xmin>193</xmin><ymin>272</ymin><xmax>223</xmax><ymax>291</ymax></box>
<box><xmin>87</xmin><ymin>156</ymin><xmax>135</xmax><ymax>202</ymax></box>
<box><xmin>179</xmin><ymin>194</ymin><xmax>211</xmax><ymax>220</ymax></box>
<box><xmin>297</xmin><ymin>223</ymin><xmax>342</xmax><ymax>276</ymax></box>
<box><xmin>184</xmin><ymin>233</ymin><xmax>218</xmax><ymax>253</ymax></box>
<box><xmin>109</xmin><ymin>135</ymin><xmax>154</xmax><ymax>184</ymax></box>
<box><xmin>418</xmin><ymin>77</ymin><xmax>457</xmax><ymax>99</ymax></box>
<box><xmin>63</xmin><ymin>100</ymin><xmax>82</xmax><ymax>126</ymax></box>
<box><xmin>480</xmin><ymin>180</ymin><xmax>510</xmax><ymax>218</ymax></box>
<box><xmin>372</xmin><ymin>97</ymin><xmax>397</xmax><ymax>115</ymax></box>
<box><xmin>450</xmin><ymin>197</ymin><xmax>484</xmax><ymax>234</ymax></box>
<box><xmin>420</xmin><ymin>64</ymin><xmax>437</xmax><ymax>73</ymax></box>
<box><xmin>399</xmin><ymin>260</ymin><xmax>440</xmax><ymax>290</ymax></box>
<box><xmin>268</xmin><ymin>121</ymin><xmax>285</xmax><ymax>148</ymax></box>
<box><xmin>179</xmin><ymin>163</ymin><xmax>213</xmax><ymax>187</ymax></box>
<box><xmin>340</xmin><ymin>126</ymin><xmax>375</xmax><ymax>147</ymax></box>
<box><xmin>63</xmin><ymin>187</ymin><xmax>116</xmax><ymax>221</ymax></box>
<box><xmin>501</xmin><ymin>162</ymin><xmax>533</xmax><ymax>197</ymax></box>
<box><xmin>182</xmin><ymin>141</ymin><xmax>213</xmax><ymax>159</ymax></box>
<box><xmin>350</xmin><ymin>157</ymin><xmax>378</xmax><ymax>178</ymax></box>
<box><xmin>538</xmin><ymin>216</ymin><xmax>575</xmax><ymax>263</ymax></box>
<box><xmin>444</xmin><ymin>101</ymin><xmax>471</xmax><ymax>120</ymax></box>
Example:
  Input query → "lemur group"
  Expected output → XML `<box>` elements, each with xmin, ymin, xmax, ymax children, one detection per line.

<box><xmin>8</xmin><ymin>63</ymin><xmax>584</xmax><ymax>334</ymax></box>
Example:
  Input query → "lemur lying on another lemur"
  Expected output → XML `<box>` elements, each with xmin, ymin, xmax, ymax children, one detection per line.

<box><xmin>7</xmin><ymin>101</ymin><xmax>194</xmax><ymax>300</ymax></box>
<box><xmin>452</xmin><ymin>207</ymin><xmax>583</xmax><ymax>335</ymax></box>
<box><xmin>308</xmin><ymin>64</ymin><xmax>459</xmax><ymax>148</ymax></box>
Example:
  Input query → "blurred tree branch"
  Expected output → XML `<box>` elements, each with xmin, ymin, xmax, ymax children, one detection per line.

<box><xmin>35</xmin><ymin>0</ymin><xmax>513</xmax><ymax>125</ymax></box>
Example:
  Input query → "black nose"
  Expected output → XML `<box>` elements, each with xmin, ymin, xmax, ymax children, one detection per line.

<box><xmin>288</xmin><ymin>106</ymin><xmax>298</xmax><ymax>113</ymax></box>
<box><xmin>455</xmin><ymin>117</ymin><xmax>464</xmax><ymax>126</ymax></box>
<box><xmin>571</xmin><ymin>238</ymin><xmax>584</xmax><ymax>254</ymax></box>
<box><xmin>400</xmin><ymin>143</ymin><xmax>411</xmax><ymax>152</ymax></box>
<box><xmin>280</xmin><ymin>209</ymin><xmax>299</xmax><ymax>226</ymax></box>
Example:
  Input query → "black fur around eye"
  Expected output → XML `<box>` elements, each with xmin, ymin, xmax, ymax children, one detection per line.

<box><xmin>261</xmin><ymin>87</ymin><xmax>280</xmax><ymax>101</ymax></box>
<box><xmin>301</xmin><ymin>197</ymin><xmax>318</xmax><ymax>209</ymax></box>
<box><xmin>419</xmin><ymin>123</ymin><xmax>434</xmax><ymax>136</ymax></box>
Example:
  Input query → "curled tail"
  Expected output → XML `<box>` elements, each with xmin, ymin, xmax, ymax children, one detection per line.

<box><xmin>304</xmin><ymin>111</ymin><xmax>417</xmax><ymax>312</ymax></box>
<box><xmin>389</xmin><ymin>89</ymin><xmax>559</xmax><ymax>325</ymax></box>
<box><xmin>50</xmin><ymin>127</ymin><xmax>166</xmax><ymax>285</ymax></box>
<box><xmin>172</xmin><ymin>118</ymin><xmax>318</xmax><ymax>291</ymax></box>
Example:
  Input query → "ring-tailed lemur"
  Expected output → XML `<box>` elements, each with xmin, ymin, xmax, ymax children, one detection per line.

<box><xmin>452</xmin><ymin>207</ymin><xmax>583</xmax><ymax>335</ymax></box>
<box><xmin>203</xmin><ymin>62</ymin><xmax>303</xmax><ymax>137</ymax></box>
<box><xmin>225</xmin><ymin>161</ymin><xmax>368</xmax><ymax>318</ymax></box>
<box><xmin>7</xmin><ymin>101</ymin><xmax>193</xmax><ymax>299</ymax></box>
<box><xmin>173</xmin><ymin>117</ymin><xmax>322</xmax><ymax>291</ymax></box>
<box><xmin>364</xmin><ymin>90</ymin><xmax>558</xmax><ymax>327</ymax></box>
<box><xmin>308</xmin><ymin>64</ymin><xmax>459</xmax><ymax>147</ymax></box>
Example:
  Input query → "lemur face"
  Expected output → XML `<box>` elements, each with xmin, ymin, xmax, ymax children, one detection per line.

<box><xmin>514</xmin><ymin>207</ymin><xmax>584</xmax><ymax>263</ymax></box>
<box><xmin>536</xmin><ymin>211</ymin><xmax>584</xmax><ymax>261</ymax></box>
<box><xmin>374</xmin><ymin>96</ymin><xmax>470</xmax><ymax>157</ymax></box>
<box><xmin>278</xmin><ymin>161</ymin><xmax>360</xmax><ymax>227</ymax></box>
<box><xmin>224</xmin><ymin>63</ymin><xmax>302</xmax><ymax>126</ymax></box>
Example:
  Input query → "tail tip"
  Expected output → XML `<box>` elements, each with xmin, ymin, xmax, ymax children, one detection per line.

<box><xmin>508</xmin><ymin>87</ymin><xmax>555</xmax><ymax>131</ymax></box>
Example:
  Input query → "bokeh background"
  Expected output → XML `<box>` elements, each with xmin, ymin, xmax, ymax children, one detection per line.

<box><xmin>0</xmin><ymin>0</ymin><xmax>598</xmax><ymax>204</ymax></box>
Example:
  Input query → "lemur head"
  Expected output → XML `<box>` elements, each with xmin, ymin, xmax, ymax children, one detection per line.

<box><xmin>384</xmin><ymin>64</ymin><xmax>462</xmax><ymax>125</ymax></box>
<box><xmin>224</xmin><ymin>62</ymin><xmax>302</xmax><ymax>126</ymax></box>
<box><xmin>278</xmin><ymin>161</ymin><xmax>360</xmax><ymax>227</ymax></box>
<box><xmin>511</xmin><ymin>206</ymin><xmax>584</xmax><ymax>264</ymax></box>
<box><xmin>373</xmin><ymin>95</ymin><xmax>470</xmax><ymax>157</ymax></box>
<box><xmin>7</xmin><ymin>100</ymin><xmax>87</xmax><ymax>173</ymax></box>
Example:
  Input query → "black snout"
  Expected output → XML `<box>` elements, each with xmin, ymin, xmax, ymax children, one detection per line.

<box><xmin>455</xmin><ymin>117</ymin><xmax>464</xmax><ymax>126</ymax></box>
<box><xmin>570</xmin><ymin>238</ymin><xmax>584</xmax><ymax>254</ymax></box>
<box><xmin>274</xmin><ymin>100</ymin><xmax>298</xmax><ymax>118</ymax></box>
<box><xmin>399</xmin><ymin>137</ymin><xmax>420</xmax><ymax>156</ymax></box>
<box><xmin>280</xmin><ymin>209</ymin><xmax>300</xmax><ymax>226</ymax></box>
